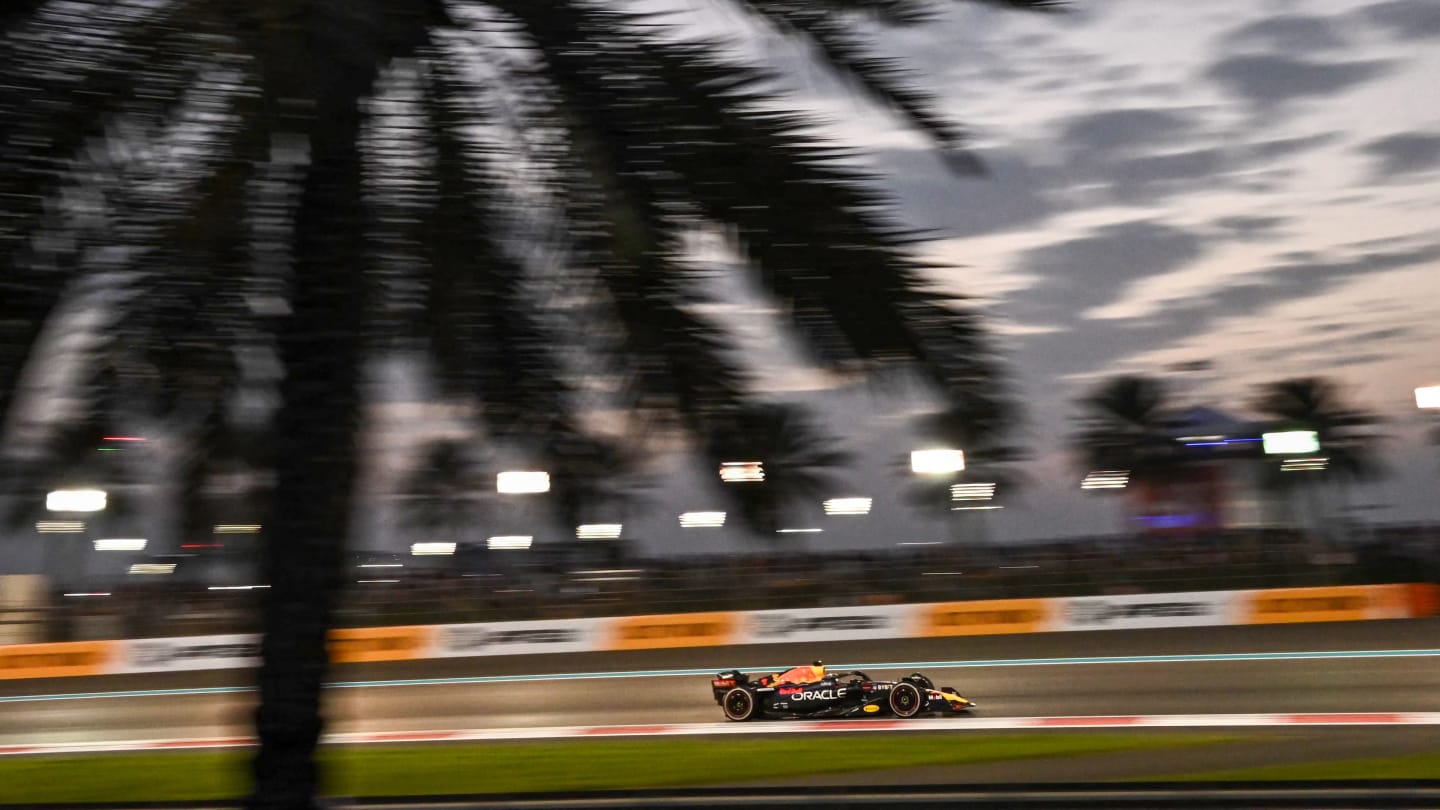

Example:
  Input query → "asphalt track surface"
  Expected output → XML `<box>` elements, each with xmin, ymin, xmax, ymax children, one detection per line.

<box><xmin>4</xmin><ymin>618</ymin><xmax>1440</xmax><ymax>752</ymax></box>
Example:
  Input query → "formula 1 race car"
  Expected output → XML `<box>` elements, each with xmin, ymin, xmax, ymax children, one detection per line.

<box><xmin>710</xmin><ymin>660</ymin><xmax>975</xmax><ymax>721</ymax></box>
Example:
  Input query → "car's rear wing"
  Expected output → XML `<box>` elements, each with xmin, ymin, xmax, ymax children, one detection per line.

<box><xmin>711</xmin><ymin>670</ymin><xmax>749</xmax><ymax>703</ymax></box>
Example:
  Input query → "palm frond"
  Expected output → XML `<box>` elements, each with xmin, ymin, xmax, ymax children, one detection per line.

<box><xmin>730</xmin><ymin>2</ymin><xmax>969</xmax><ymax>159</ymax></box>
<box><xmin>704</xmin><ymin>402</ymin><xmax>850</xmax><ymax>536</ymax></box>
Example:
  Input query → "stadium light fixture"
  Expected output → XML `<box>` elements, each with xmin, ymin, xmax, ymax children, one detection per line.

<box><xmin>823</xmin><ymin>497</ymin><xmax>872</xmax><ymax>516</ymax></box>
<box><xmin>1082</xmin><ymin>470</ymin><xmax>1129</xmax><ymax>490</ymax></box>
<box><xmin>719</xmin><ymin>461</ymin><xmax>765</xmax><ymax>483</ymax></box>
<box><xmin>129</xmin><ymin>563</ymin><xmax>176</xmax><ymax>575</ymax></box>
<box><xmin>94</xmin><ymin>538</ymin><xmax>147</xmax><ymax>552</ymax></box>
<box><xmin>1263</xmin><ymin>430</ymin><xmax>1319</xmax><ymax>455</ymax></box>
<box><xmin>577</xmin><ymin>524</ymin><xmax>623</xmax><ymax>539</ymax></box>
<box><xmin>950</xmin><ymin>482</ymin><xmax>996</xmax><ymax>501</ymax></box>
<box><xmin>680</xmin><ymin>511</ymin><xmax>726</xmax><ymax>528</ymax></box>
<box><xmin>911</xmin><ymin>449</ymin><xmax>965</xmax><ymax>475</ymax></box>
<box><xmin>36</xmin><ymin>521</ymin><xmax>85</xmax><ymax>534</ymax></box>
<box><xmin>487</xmin><ymin>535</ymin><xmax>533</xmax><ymax>550</ymax></box>
<box><xmin>1418</xmin><ymin>386</ymin><xmax>1440</xmax><ymax>410</ymax></box>
<box><xmin>497</xmin><ymin>471</ymin><xmax>550</xmax><ymax>494</ymax></box>
<box><xmin>411</xmin><ymin>542</ymin><xmax>457</xmax><ymax>556</ymax></box>
<box><xmin>214</xmin><ymin>524</ymin><xmax>261</xmax><ymax>534</ymax></box>
<box><xmin>46</xmin><ymin>489</ymin><xmax>107</xmax><ymax>512</ymax></box>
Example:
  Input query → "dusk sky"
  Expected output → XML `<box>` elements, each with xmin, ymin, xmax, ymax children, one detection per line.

<box><xmin>549</xmin><ymin>0</ymin><xmax>1440</xmax><ymax>553</ymax></box>
<box><xmin>8</xmin><ymin>0</ymin><xmax>1439</xmax><ymax>558</ymax></box>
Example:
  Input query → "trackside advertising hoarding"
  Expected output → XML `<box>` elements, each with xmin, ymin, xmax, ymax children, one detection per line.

<box><xmin>1057</xmin><ymin>591</ymin><xmax>1240</xmax><ymax>632</ymax></box>
<box><xmin>431</xmin><ymin>619</ymin><xmax>607</xmax><ymax>658</ymax></box>
<box><xmin>741</xmin><ymin>605</ymin><xmax>914</xmax><ymax>644</ymax></box>
<box><xmin>118</xmin><ymin>633</ymin><xmax>260</xmax><ymax>674</ymax></box>
<box><xmin>0</xmin><ymin>584</ymin><xmax>1434</xmax><ymax>679</ymax></box>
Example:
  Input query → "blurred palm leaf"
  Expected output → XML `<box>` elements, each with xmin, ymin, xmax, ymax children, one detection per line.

<box><xmin>2</xmin><ymin>1</ymin><xmax>1055</xmax><ymax>806</ymax></box>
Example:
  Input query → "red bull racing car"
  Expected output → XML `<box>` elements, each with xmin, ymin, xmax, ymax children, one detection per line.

<box><xmin>710</xmin><ymin>660</ymin><xmax>975</xmax><ymax>721</ymax></box>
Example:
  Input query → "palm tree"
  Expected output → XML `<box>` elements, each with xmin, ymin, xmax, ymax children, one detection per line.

<box><xmin>705</xmin><ymin>402</ymin><xmax>850</xmax><ymax>535</ymax></box>
<box><xmin>1073</xmin><ymin>375</ymin><xmax>1182</xmax><ymax>478</ymax></box>
<box><xmin>1251</xmin><ymin>377</ymin><xmax>1385</xmax><ymax>541</ymax></box>
<box><xmin>1071</xmin><ymin>375</ymin><xmax>1185</xmax><ymax>533</ymax></box>
<box><xmin>397</xmin><ymin>439</ymin><xmax>487</xmax><ymax>545</ymax></box>
<box><xmin>3</xmin><ymin>2</ymin><xmax>1056</xmax><ymax>806</ymax></box>
<box><xmin>907</xmin><ymin>394</ymin><xmax>1027</xmax><ymax>545</ymax></box>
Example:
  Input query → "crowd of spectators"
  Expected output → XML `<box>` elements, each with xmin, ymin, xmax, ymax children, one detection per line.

<box><xmin>13</xmin><ymin>524</ymin><xmax>1438</xmax><ymax>642</ymax></box>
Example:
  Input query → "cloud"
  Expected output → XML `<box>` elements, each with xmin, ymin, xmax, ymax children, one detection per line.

<box><xmin>1005</xmin><ymin>221</ymin><xmax>1207</xmax><ymax>327</ymax></box>
<box><xmin>1224</xmin><ymin>15</ymin><xmax>1348</xmax><ymax>51</ymax></box>
<box><xmin>1102</xmin><ymin>148</ymin><xmax>1229</xmax><ymax>202</ymax></box>
<box><xmin>1362</xmin><ymin>132</ymin><xmax>1440</xmax><ymax>179</ymax></box>
<box><xmin>1213</xmin><ymin>215</ymin><xmax>1290</xmax><ymax>238</ymax></box>
<box><xmin>1206</xmin><ymin>54</ymin><xmax>1392</xmax><ymax>108</ymax></box>
<box><xmin>1360</xmin><ymin>0</ymin><xmax>1440</xmax><ymax>40</ymax></box>
<box><xmin>1245</xmin><ymin>133</ymin><xmax>1342</xmax><ymax>161</ymax></box>
<box><xmin>1010</xmin><ymin>239</ymin><xmax>1440</xmax><ymax>378</ymax></box>
<box><xmin>876</xmin><ymin>147</ymin><xmax>1059</xmax><ymax>238</ymax></box>
<box><xmin>1058</xmin><ymin>108</ymin><xmax>1199</xmax><ymax>156</ymax></box>
<box><xmin>1156</xmin><ymin>241</ymin><xmax>1440</xmax><ymax>338</ymax></box>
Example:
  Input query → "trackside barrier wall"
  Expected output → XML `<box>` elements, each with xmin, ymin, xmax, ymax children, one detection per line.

<box><xmin>1</xmin><ymin>583</ymin><xmax>1434</xmax><ymax>680</ymax></box>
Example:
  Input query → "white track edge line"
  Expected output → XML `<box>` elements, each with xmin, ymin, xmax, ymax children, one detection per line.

<box><xmin>6</xmin><ymin>713</ymin><xmax>1440</xmax><ymax>756</ymax></box>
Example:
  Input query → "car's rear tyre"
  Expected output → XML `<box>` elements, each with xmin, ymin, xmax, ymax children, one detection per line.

<box><xmin>722</xmin><ymin>687</ymin><xmax>757</xmax><ymax>721</ymax></box>
<box><xmin>889</xmin><ymin>682</ymin><xmax>923</xmax><ymax>718</ymax></box>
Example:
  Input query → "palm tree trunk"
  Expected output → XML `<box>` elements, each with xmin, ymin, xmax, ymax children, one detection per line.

<box><xmin>247</xmin><ymin>70</ymin><xmax>371</xmax><ymax>810</ymax></box>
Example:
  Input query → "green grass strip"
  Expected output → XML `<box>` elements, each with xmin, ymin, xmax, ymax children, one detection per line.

<box><xmin>1160</xmin><ymin>751</ymin><xmax>1440</xmax><ymax>781</ymax></box>
<box><xmin>0</xmin><ymin>733</ymin><xmax>1235</xmax><ymax>804</ymax></box>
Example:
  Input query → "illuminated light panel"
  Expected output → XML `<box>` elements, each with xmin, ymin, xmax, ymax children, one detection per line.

<box><xmin>1263</xmin><ymin>430</ymin><xmax>1320</xmax><ymax>455</ymax></box>
<box><xmin>1082</xmin><ymin>471</ymin><xmax>1130</xmax><ymax>490</ymax></box>
<box><xmin>680</xmin><ymin>511</ymin><xmax>726</xmax><ymax>528</ymax></box>
<box><xmin>129</xmin><ymin>563</ymin><xmax>176</xmax><ymax>575</ymax></box>
<box><xmin>411</xmin><ymin>542</ymin><xmax>457</xmax><ymax>556</ymax></box>
<box><xmin>952</xmin><ymin>505</ymin><xmax>1005</xmax><ymax>511</ymax></box>
<box><xmin>180</xmin><ymin>543</ymin><xmax>223</xmax><ymax>549</ymax></box>
<box><xmin>911</xmin><ymin>449</ymin><xmax>965</xmax><ymax>475</ymax></box>
<box><xmin>951</xmin><ymin>482</ymin><xmax>996</xmax><ymax>501</ymax></box>
<box><xmin>94</xmin><ymin>538</ymin><xmax>146</xmax><ymax>551</ymax></box>
<box><xmin>1281</xmin><ymin>457</ymin><xmax>1329</xmax><ymax>472</ymax></box>
<box><xmin>214</xmin><ymin>524</ymin><xmax>261</xmax><ymax>534</ymax></box>
<box><xmin>777</xmin><ymin>528</ymin><xmax>823</xmax><ymax>534</ymax></box>
<box><xmin>1417</xmin><ymin>386</ymin><xmax>1440</xmax><ymax>410</ymax></box>
<box><xmin>497</xmin><ymin>471</ymin><xmax>550</xmax><ymax>494</ymax></box>
<box><xmin>824</xmin><ymin>497</ymin><xmax>872</xmax><ymax>516</ymax></box>
<box><xmin>719</xmin><ymin>461</ymin><xmax>765</xmax><ymax>483</ymax></box>
<box><xmin>359</xmin><ymin>563</ymin><xmax>403</xmax><ymax>569</ymax></box>
<box><xmin>576</xmin><ymin>523</ymin><xmax>623</xmax><ymax>539</ymax></box>
<box><xmin>922</xmin><ymin>571</ymin><xmax>964</xmax><ymax>576</ymax></box>
<box><xmin>64</xmin><ymin>592</ymin><xmax>111</xmax><ymax>597</ymax></box>
<box><xmin>208</xmin><ymin>585</ymin><xmax>269</xmax><ymax>590</ymax></box>
<box><xmin>899</xmin><ymin>541</ymin><xmax>941</xmax><ymax>546</ymax></box>
<box><xmin>46</xmin><ymin>489</ymin><xmax>107</xmax><ymax>512</ymax></box>
<box><xmin>487</xmin><ymin>535</ymin><xmax>533</xmax><ymax>550</ymax></box>
<box><xmin>102</xmin><ymin>436</ymin><xmax>146</xmax><ymax>442</ymax></box>
<box><xmin>358</xmin><ymin>579</ymin><xmax>400</xmax><ymax>584</ymax></box>
<box><xmin>36</xmin><ymin>521</ymin><xmax>85</xmax><ymax>534</ymax></box>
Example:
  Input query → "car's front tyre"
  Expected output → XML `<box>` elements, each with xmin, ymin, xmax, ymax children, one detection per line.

<box><xmin>889</xmin><ymin>682</ymin><xmax>923</xmax><ymax>718</ymax></box>
<box><xmin>722</xmin><ymin>687</ymin><xmax>757</xmax><ymax>721</ymax></box>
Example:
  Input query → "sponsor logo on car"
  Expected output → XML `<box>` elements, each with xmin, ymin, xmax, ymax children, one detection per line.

<box><xmin>781</xmin><ymin>687</ymin><xmax>847</xmax><ymax>701</ymax></box>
